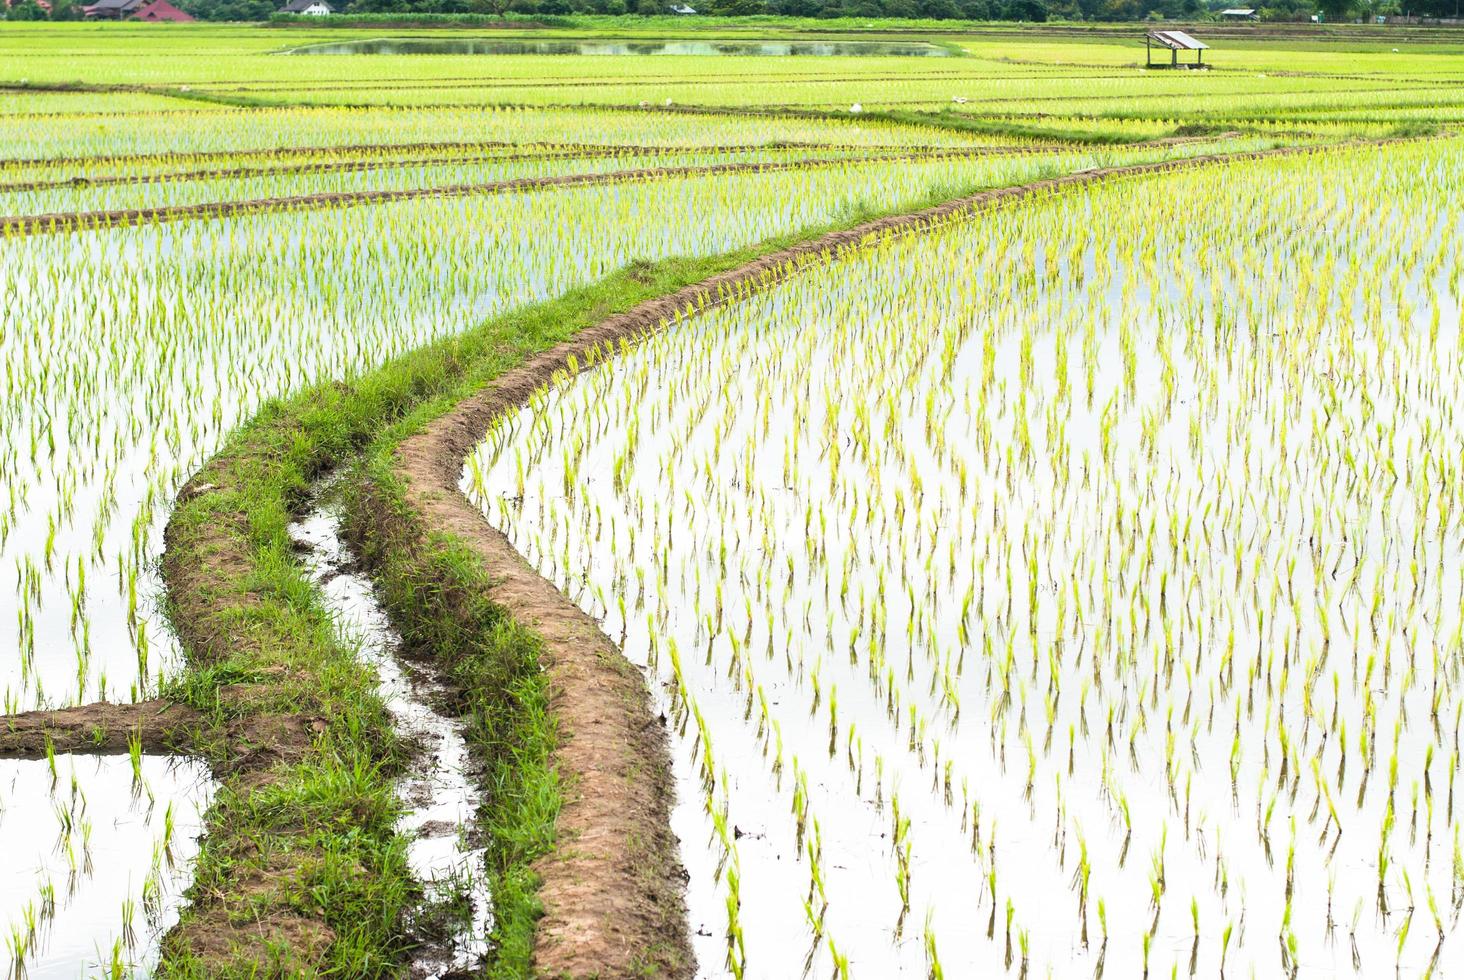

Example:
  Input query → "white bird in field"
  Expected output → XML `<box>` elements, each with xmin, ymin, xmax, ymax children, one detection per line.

<box><xmin>952</xmin><ymin>96</ymin><xmax>969</xmax><ymax>104</ymax></box>
<box><xmin>850</xmin><ymin>103</ymin><xmax>863</xmax><ymax>114</ymax></box>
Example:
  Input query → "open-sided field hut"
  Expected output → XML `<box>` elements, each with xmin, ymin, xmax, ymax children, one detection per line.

<box><xmin>1145</xmin><ymin>30</ymin><xmax>1210</xmax><ymax>69</ymax></box>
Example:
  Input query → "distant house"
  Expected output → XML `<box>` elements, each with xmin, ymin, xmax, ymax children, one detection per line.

<box><xmin>84</xmin><ymin>0</ymin><xmax>193</xmax><ymax>18</ymax></box>
<box><xmin>279</xmin><ymin>0</ymin><xmax>332</xmax><ymax>12</ymax></box>
<box><xmin>83</xmin><ymin>0</ymin><xmax>135</xmax><ymax>17</ymax></box>
<box><xmin>132</xmin><ymin>0</ymin><xmax>193</xmax><ymax>18</ymax></box>
<box><xmin>668</xmin><ymin>3</ymin><xmax>696</xmax><ymax>12</ymax></box>
<box><xmin>1219</xmin><ymin>7</ymin><xmax>1257</xmax><ymax>18</ymax></box>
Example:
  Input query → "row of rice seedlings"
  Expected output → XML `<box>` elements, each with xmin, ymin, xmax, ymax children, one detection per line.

<box><xmin>0</xmin><ymin>140</ymin><xmax>573</xmax><ymax>191</ymax></box>
<box><xmin>249</xmin><ymin>78</ymin><xmax>1233</xmax><ymax>119</ymax></box>
<box><xmin>0</xmin><ymin>753</ymin><xmax>213</xmax><ymax>977</ymax></box>
<box><xmin>1306</xmin><ymin>105</ymin><xmax>1464</xmax><ymax>125</ymax></box>
<box><xmin>0</xmin><ymin>103</ymin><xmax>1000</xmax><ymax>168</ymax></box>
<box><xmin>0</xmin><ymin>92</ymin><xmax>203</xmax><ymax>119</ymax></box>
<box><xmin>994</xmin><ymin>81</ymin><xmax>1464</xmax><ymax>125</ymax></box>
<box><xmin>249</xmin><ymin>72</ymin><xmax>1447</xmax><ymax>132</ymax></box>
<box><xmin>0</xmin><ymin>141</ymin><xmax>921</xmax><ymax>201</ymax></box>
<box><xmin>0</xmin><ymin>146</ymin><xmax>934</xmax><ymax>220</ymax></box>
<box><xmin>466</xmin><ymin>137</ymin><xmax>1464</xmax><ymax>976</ymax></box>
<box><xmin>0</xmin><ymin>137</ymin><xmax>644</xmax><ymax>188</ymax></box>
<box><xmin>225</xmin><ymin>59</ymin><xmax>988</xmax><ymax>95</ymax></box>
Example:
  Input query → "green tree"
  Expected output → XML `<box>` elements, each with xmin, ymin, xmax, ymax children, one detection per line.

<box><xmin>5</xmin><ymin>0</ymin><xmax>48</xmax><ymax>18</ymax></box>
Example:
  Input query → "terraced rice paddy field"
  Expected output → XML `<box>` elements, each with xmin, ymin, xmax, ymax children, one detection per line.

<box><xmin>0</xmin><ymin>18</ymin><xmax>1461</xmax><ymax>979</ymax></box>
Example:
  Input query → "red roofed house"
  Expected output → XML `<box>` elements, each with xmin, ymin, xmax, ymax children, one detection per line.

<box><xmin>84</xmin><ymin>0</ymin><xmax>194</xmax><ymax>18</ymax></box>
<box><xmin>132</xmin><ymin>0</ymin><xmax>193</xmax><ymax>18</ymax></box>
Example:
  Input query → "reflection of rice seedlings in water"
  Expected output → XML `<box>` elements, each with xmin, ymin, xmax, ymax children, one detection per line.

<box><xmin>3</xmin><ymin>755</ymin><xmax>213</xmax><ymax>977</ymax></box>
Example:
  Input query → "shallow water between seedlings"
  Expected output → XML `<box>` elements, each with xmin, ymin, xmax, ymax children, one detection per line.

<box><xmin>0</xmin><ymin>754</ymin><xmax>213</xmax><ymax>978</ymax></box>
<box><xmin>287</xmin><ymin>480</ymin><xmax>491</xmax><ymax>978</ymax></box>
<box><xmin>464</xmin><ymin>143</ymin><xmax>1464</xmax><ymax>978</ymax></box>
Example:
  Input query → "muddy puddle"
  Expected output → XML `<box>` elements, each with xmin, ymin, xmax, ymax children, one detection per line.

<box><xmin>287</xmin><ymin>480</ymin><xmax>490</xmax><ymax>977</ymax></box>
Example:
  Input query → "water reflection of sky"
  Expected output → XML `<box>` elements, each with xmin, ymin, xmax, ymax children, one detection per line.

<box><xmin>285</xmin><ymin>38</ymin><xmax>953</xmax><ymax>57</ymax></box>
<box><xmin>0</xmin><ymin>754</ymin><xmax>214</xmax><ymax>979</ymax></box>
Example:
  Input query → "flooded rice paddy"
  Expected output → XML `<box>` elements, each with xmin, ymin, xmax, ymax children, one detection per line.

<box><xmin>2</xmin><ymin>151</ymin><xmax>1077</xmax><ymax>719</ymax></box>
<box><xmin>0</xmin><ymin>113</ymin><xmax>1250</xmax><ymax>980</ymax></box>
<box><xmin>0</xmin><ymin>755</ymin><xmax>213</xmax><ymax>978</ymax></box>
<box><xmin>466</xmin><ymin>138</ymin><xmax>1464</xmax><ymax>977</ymax></box>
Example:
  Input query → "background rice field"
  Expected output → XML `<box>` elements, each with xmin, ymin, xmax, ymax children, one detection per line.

<box><xmin>1</xmin><ymin>18</ymin><xmax>1460</xmax><ymax>977</ymax></box>
<box><xmin>469</xmin><ymin>136</ymin><xmax>1464</xmax><ymax>977</ymax></box>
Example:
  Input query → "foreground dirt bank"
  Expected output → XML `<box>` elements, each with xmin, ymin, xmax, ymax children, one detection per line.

<box><xmin>0</xmin><ymin>699</ymin><xmax>203</xmax><ymax>757</ymax></box>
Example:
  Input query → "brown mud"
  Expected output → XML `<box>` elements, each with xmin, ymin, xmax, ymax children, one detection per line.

<box><xmin>0</xmin><ymin>698</ymin><xmax>204</xmax><ymax>757</ymax></box>
<box><xmin>0</xmin><ymin>690</ymin><xmax>319</xmax><ymax>774</ymax></box>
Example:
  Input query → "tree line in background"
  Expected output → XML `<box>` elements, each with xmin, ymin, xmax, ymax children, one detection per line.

<box><xmin>3</xmin><ymin>0</ymin><xmax>1457</xmax><ymax>33</ymax></box>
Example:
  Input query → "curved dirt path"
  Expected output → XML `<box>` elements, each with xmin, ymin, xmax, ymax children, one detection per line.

<box><xmin>375</xmin><ymin>137</ymin><xmax>1390</xmax><ymax>978</ymax></box>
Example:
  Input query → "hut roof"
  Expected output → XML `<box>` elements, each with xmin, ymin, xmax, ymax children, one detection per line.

<box><xmin>1147</xmin><ymin>30</ymin><xmax>1209</xmax><ymax>50</ymax></box>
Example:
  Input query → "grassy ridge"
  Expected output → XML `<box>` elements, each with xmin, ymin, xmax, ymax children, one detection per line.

<box><xmin>155</xmin><ymin>230</ymin><xmax>857</xmax><ymax>973</ymax></box>
<box><xmin>338</xmin><ymin>245</ymin><xmax>841</xmax><ymax>974</ymax></box>
<box><xmin>154</xmin><ymin>166</ymin><xmax>1026</xmax><ymax>969</ymax></box>
<box><xmin>160</xmin><ymin>362</ymin><xmax>422</xmax><ymax>974</ymax></box>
